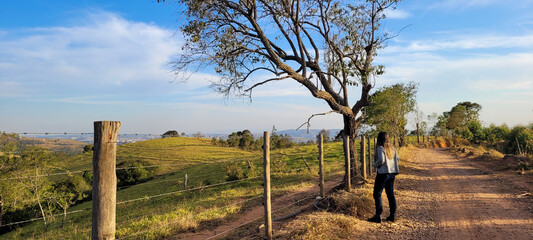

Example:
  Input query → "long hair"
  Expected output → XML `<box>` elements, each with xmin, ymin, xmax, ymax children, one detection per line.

<box><xmin>376</xmin><ymin>132</ymin><xmax>394</xmax><ymax>159</ymax></box>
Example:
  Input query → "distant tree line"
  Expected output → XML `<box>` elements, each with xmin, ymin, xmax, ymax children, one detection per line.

<box><xmin>211</xmin><ymin>130</ymin><xmax>295</xmax><ymax>150</ymax></box>
<box><xmin>431</xmin><ymin>102</ymin><xmax>533</xmax><ymax>155</ymax></box>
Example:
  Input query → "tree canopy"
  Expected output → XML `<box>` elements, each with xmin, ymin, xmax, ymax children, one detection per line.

<box><xmin>165</xmin><ymin>0</ymin><xmax>402</xmax><ymax>179</ymax></box>
<box><xmin>363</xmin><ymin>82</ymin><xmax>417</xmax><ymax>146</ymax></box>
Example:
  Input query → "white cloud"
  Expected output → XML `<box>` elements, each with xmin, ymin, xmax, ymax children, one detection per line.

<box><xmin>385</xmin><ymin>34</ymin><xmax>533</xmax><ymax>54</ymax></box>
<box><xmin>383</xmin><ymin>9</ymin><xmax>411</xmax><ymax>19</ymax></box>
<box><xmin>0</xmin><ymin>11</ymin><xmax>181</xmax><ymax>97</ymax></box>
<box><xmin>424</xmin><ymin>0</ymin><xmax>532</xmax><ymax>11</ymax></box>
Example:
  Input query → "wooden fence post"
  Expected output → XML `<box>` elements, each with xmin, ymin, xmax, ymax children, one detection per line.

<box><xmin>92</xmin><ymin>121</ymin><xmax>120</xmax><ymax>240</ymax></box>
<box><xmin>318</xmin><ymin>134</ymin><xmax>325</xmax><ymax>198</ymax></box>
<box><xmin>343</xmin><ymin>134</ymin><xmax>351</xmax><ymax>191</ymax></box>
<box><xmin>360</xmin><ymin>136</ymin><xmax>366</xmax><ymax>179</ymax></box>
<box><xmin>184</xmin><ymin>174</ymin><xmax>188</xmax><ymax>189</ymax></box>
<box><xmin>263</xmin><ymin>131</ymin><xmax>272</xmax><ymax>240</ymax></box>
<box><xmin>367</xmin><ymin>136</ymin><xmax>372</xmax><ymax>176</ymax></box>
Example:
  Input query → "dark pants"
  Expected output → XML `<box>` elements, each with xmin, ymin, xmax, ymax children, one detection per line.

<box><xmin>373</xmin><ymin>173</ymin><xmax>397</xmax><ymax>217</ymax></box>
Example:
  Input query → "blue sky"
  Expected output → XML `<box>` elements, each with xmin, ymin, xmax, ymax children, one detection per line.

<box><xmin>1</xmin><ymin>0</ymin><xmax>532</xmax><ymax>134</ymax></box>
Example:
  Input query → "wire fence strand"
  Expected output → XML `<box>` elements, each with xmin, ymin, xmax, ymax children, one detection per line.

<box><xmin>0</xmin><ymin>209</ymin><xmax>86</xmax><ymax>228</ymax></box>
<box><xmin>116</xmin><ymin>195</ymin><xmax>264</xmax><ymax>240</ymax></box>
<box><xmin>116</xmin><ymin>176</ymin><xmax>261</xmax><ymax>205</ymax></box>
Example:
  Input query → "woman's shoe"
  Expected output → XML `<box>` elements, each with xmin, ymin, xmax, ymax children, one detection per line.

<box><xmin>367</xmin><ymin>216</ymin><xmax>381</xmax><ymax>223</ymax></box>
<box><xmin>385</xmin><ymin>215</ymin><xmax>395</xmax><ymax>222</ymax></box>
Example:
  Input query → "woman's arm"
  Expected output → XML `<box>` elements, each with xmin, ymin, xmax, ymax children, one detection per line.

<box><xmin>373</xmin><ymin>146</ymin><xmax>385</xmax><ymax>168</ymax></box>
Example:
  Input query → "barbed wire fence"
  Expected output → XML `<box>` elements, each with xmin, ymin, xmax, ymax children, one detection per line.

<box><xmin>0</xmin><ymin>124</ymin><xmax>375</xmax><ymax>239</ymax></box>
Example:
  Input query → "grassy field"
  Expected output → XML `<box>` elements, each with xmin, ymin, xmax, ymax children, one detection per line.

<box><xmin>1</xmin><ymin>137</ymin><xmax>354</xmax><ymax>239</ymax></box>
<box><xmin>19</xmin><ymin>137</ymin><xmax>88</xmax><ymax>154</ymax></box>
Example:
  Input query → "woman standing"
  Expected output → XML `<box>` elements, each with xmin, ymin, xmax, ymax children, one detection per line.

<box><xmin>368</xmin><ymin>132</ymin><xmax>400</xmax><ymax>223</ymax></box>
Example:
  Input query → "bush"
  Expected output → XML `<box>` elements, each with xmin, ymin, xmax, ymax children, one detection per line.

<box><xmin>466</xmin><ymin>120</ymin><xmax>485</xmax><ymax>144</ymax></box>
<box><xmin>224</xmin><ymin>162</ymin><xmax>245</xmax><ymax>181</ymax></box>
<box><xmin>505</xmin><ymin>126</ymin><xmax>533</xmax><ymax>155</ymax></box>
<box><xmin>82</xmin><ymin>170</ymin><xmax>93</xmax><ymax>185</ymax></box>
<box><xmin>82</xmin><ymin>144</ymin><xmax>93</xmax><ymax>153</ymax></box>
<box><xmin>116</xmin><ymin>160</ymin><xmax>158</xmax><ymax>187</ymax></box>
<box><xmin>52</xmin><ymin>175</ymin><xmax>91</xmax><ymax>204</ymax></box>
<box><xmin>484</xmin><ymin>124</ymin><xmax>510</xmax><ymax>144</ymax></box>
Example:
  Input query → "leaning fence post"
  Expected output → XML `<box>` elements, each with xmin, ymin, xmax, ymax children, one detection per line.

<box><xmin>361</xmin><ymin>136</ymin><xmax>366</xmax><ymax>179</ymax></box>
<box><xmin>318</xmin><ymin>134</ymin><xmax>325</xmax><ymax>198</ymax></box>
<box><xmin>343</xmin><ymin>134</ymin><xmax>351</xmax><ymax>191</ymax></box>
<box><xmin>184</xmin><ymin>174</ymin><xmax>188</xmax><ymax>189</ymax></box>
<box><xmin>263</xmin><ymin>131</ymin><xmax>272</xmax><ymax>240</ymax></box>
<box><xmin>92</xmin><ymin>121</ymin><xmax>120</xmax><ymax>240</ymax></box>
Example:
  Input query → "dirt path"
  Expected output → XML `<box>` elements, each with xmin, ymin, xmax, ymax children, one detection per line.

<box><xmin>386</xmin><ymin>148</ymin><xmax>533</xmax><ymax>239</ymax></box>
<box><xmin>171</xmin><ymin>148</ymin><xmax>533</xmax><ymax>239</ymax></box>
<box><xmin>171</xmin><ymin>177</ymin><xmax>341</xmax><ymax>239</ymax></box>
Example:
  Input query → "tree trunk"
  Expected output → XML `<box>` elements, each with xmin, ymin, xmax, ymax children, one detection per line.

<box><xmin>343</xmin><ymin>115</ymin><xmax>359</xmax><ymax>183</ymax></box>
<box><xmin>416</xmin><ymin>123</ymin><xmax>420</xmax><ymax>143</ymax></box>
<box><xmin>35</xmin><ymin>169</ymin><xmax>47</xmax><ymax>231</ymax></box>
<box><xmin>62</xmin><ymin>206</ymin><xmax>67</xmax><ymax>228</ymax></box>
<box><xmin>37</xmin><ymin>195</ymin><xmax>47</xmax><ymax>230</ymax></box>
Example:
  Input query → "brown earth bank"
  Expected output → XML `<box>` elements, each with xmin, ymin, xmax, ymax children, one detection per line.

<box><xmin>176</xmin><ymin>146</ymin><xmax>533</xmax><ymax>239</ymax></box>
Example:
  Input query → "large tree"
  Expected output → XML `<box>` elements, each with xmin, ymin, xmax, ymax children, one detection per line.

<box><xmin>164</xmin><ymin>0</ymin><xmax>401</xmax><ymax>181</ymax></box>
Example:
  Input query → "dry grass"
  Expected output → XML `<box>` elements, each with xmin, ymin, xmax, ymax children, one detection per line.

<box><xmin>278</xmin><ymin>212</ymin><xmax>367</xmax><ymax>240</ymax></box>
<box><xmin>330</xmin><ymin>187</ymin><xmax>374</xmax><ymax>218</ymax></box>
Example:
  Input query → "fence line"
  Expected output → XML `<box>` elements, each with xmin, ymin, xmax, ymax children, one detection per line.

<box><xmin>0</xmin><ymin>169</ymin><xmax>89</xmax><ymax>181</ymax></box>
<box><xmin>2</xmin><ymin>128</ymin><xmax>350</xmax><ymax>238</ymax></box>
<box><xmin>116</xmin><ymin>171</ymin><xmax>225</xmax><ymax>190</ymax></box>
<box><xmin>116</xmin><ymin>176</ymin><xmax>261</xmax><ymax>205</ymax></box>
<box><xmin>15</xmin><ymin>132</ymin><xmax>161</xmax><ymax>135</ymax></box>
<box><xmin>116</xmin><ymin>180</ymin><xmax>301</xmax><ymax>228</ymax></box>
<box><xmin>116</xmin><ymin>195</ymin><xmax>264</xmax><ymax>239</ymax></box>
<box><xmin>0</xmin><ymin>156</ymin><xmax>254</xmax><ymax>181</ymax></box>
<box><xmin>0</xmin><ymin>209</ymin><xmax>86</xmax><ymax>228</ymax></box>
<box><xmin>202</xmin><ymin>195</ymin><xmax>314</xmax><ymax>240</ymax></box>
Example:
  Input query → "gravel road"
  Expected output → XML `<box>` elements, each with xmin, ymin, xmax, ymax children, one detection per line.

<box><xmin>381</xmin><ymin>148</ymin><xmax>533</xmax><ymax>239</ymax></box>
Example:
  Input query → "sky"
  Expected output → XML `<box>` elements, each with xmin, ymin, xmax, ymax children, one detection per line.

<box><xmin>1</xmin><ymin>0</ymin><xmax>532</xmax><ymax>134</ymax></box>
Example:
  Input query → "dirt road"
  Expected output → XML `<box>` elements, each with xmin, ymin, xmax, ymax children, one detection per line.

<box><xmin>172</xmin><ymin>148</ymin><xmax>533</xmax><ymax>239</ymax></box>
<box><xmin>382</xmin><ymin>148</ymin><xmax>533</xmax><ymax>239</ymax></box>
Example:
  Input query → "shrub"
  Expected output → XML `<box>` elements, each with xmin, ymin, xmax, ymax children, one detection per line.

<box><xmin>505</xmin><ymin>126</ymin><xmax>533</xmax><ymax>155</ymax></box>
<box><xmin>82</xmin><ymin>170</ymin><xmax>93</xmax><ymax>185</ymax></box>
<box><xmin>82</xmin><ymin>144</ymin><xmax>93</xmax><ymax>153</ymax></box>
<box><xmin>466</xmin><ymin>120</ymin><xmax>485</xmax><ymax>144</ymax></box>
<box><xmin>224</xmin><ymin>162</ymin><xmax>245</xmax><ymax>181</ymax></box>
<box><xmin>116</xmin><ymin>160</ymin><xmax>158</xmax><ymax>187</ymax></box>
<box><xmin>484</xmin><ymin>124</ymin><xmax>510</xmax><ymax>144</ymax></box>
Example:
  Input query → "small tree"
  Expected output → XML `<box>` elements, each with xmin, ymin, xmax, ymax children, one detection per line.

<box><xmin>192</xmin><ymin>131</ymin><xmax>204</xmax><ymax>139</ymax></box>
<box><xmin>363</xmin><ymin>82</ymin><xmax>417</xmax><ymax>146</ymax></box>
<box><xmin>412</xmin><ymin>104</ymin><xmax>425</xmax><ymax>143</ymax></box>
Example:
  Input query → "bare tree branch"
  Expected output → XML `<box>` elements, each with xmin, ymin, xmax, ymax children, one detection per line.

<box><xmin>296</xmin><ymin>110</ymin><xmax>340</xmax><ymax>134</ymax></box>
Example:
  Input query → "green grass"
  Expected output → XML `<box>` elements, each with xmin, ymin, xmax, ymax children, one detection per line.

<box><xmin>1</xmin><ymin>137</ymin><xmax>357</xmax><ymax>240</ymax></box>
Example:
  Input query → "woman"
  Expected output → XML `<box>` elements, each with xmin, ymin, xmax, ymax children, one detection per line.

<box><xmin>368</xmin><ymin>132</ymin><xmax>399</xmax><ymax>223</ymax></box>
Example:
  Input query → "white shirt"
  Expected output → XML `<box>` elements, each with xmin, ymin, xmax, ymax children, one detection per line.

<box><xmin>374</xmin><ymin>146</ymin><xmax>400</xmax><ymax>174</ymax></box>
